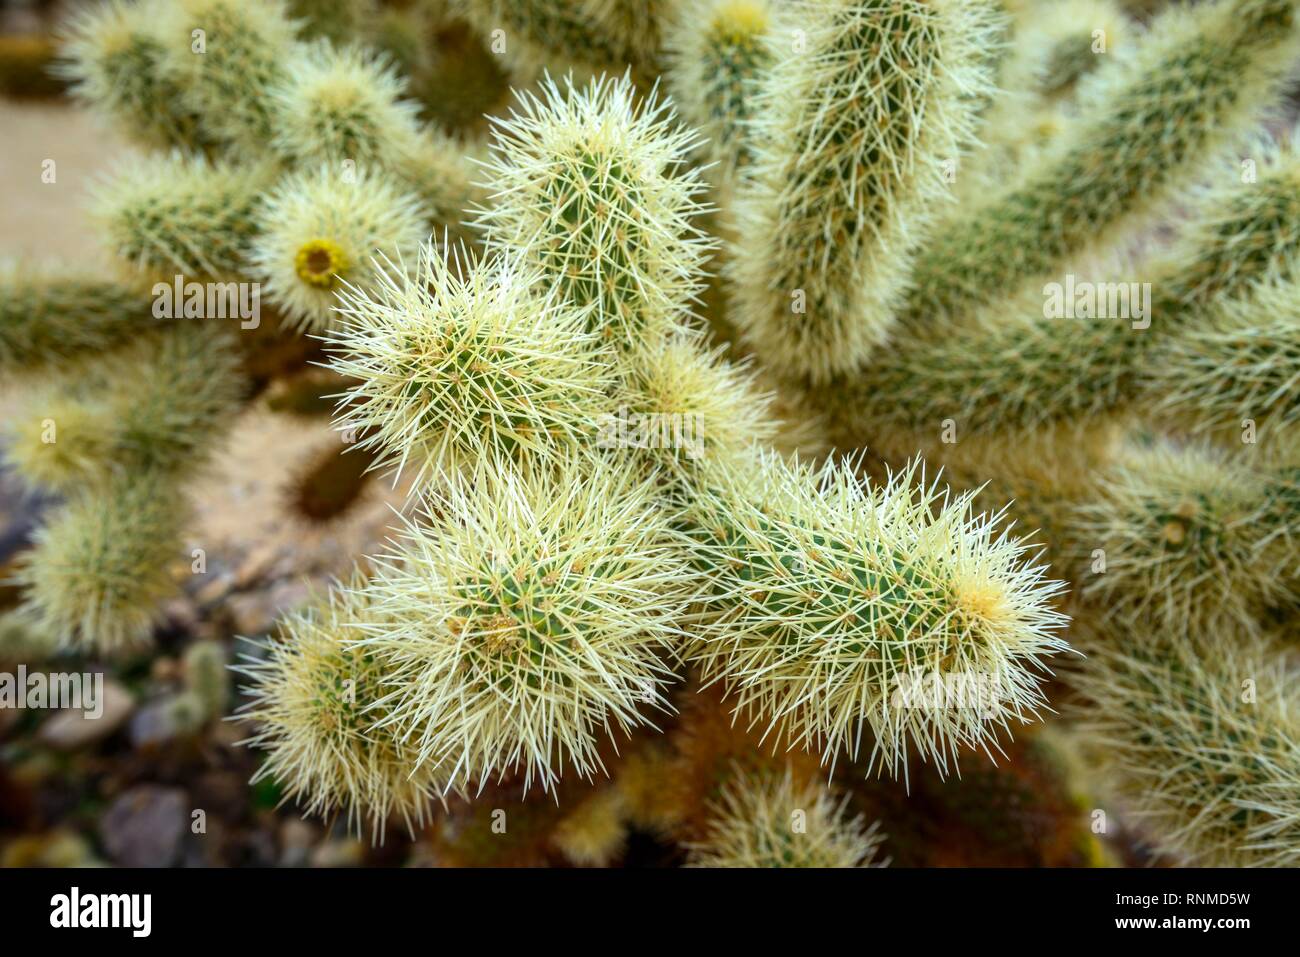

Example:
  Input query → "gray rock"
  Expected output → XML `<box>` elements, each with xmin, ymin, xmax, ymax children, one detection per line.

<box><xmin>278</xmin><ymin>818</ymin><xmax>320</xmax><ymax>868</ymax></box>
<box><xmin>128</xmin><ymin>691</ymin><xmax>207</xmax><ymax>748</ymax></box>
<box><xmin>37</xmin><ymin>680</ymin><xmax>134</xmax><ymax>750</ymax></box>
<box><xmin>100</xmin><ymin>786</ymin><xmax>188</xmax><ymax>867</ymax></box>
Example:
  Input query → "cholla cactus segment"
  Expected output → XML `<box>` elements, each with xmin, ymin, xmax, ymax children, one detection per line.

<box><xmin>0</xmin><ymin>609</ymin><xmax>61</xmax><ymax>665</ymax></box>
<box><xmin>18</xmin><ymin>472</ymin><xmax>187</xmax><ymax>654</ymax></box>
<box><xmin>1164</xmin><ymin>140</ymin><xmax>1300</xmax><ymax>303</ymax></box>
<box><xmin>156</xmin><ymin>0</ymin><xmax>301</xmax><ymax>148</ymax></box>
<box><xmin>249</xmin><ymin>165</ymin><xmax>428</xmax><ymax>332</ymax></box>
<box><xmin>686</xmin><ymin>766</ymin><xmax>887</xmax><ymax>868</ymax></box>
<box><xmin>614</xmin><ymin>737</ymin><xmax>685</xmax><ymax>834</ymax></box>
<box><xmin>269</xmin><ymin>41</ymin><xmax>423</xmax><ymax>167</ymax></box>
<box><xmin>1072</xmin><ymin>441</ymin><xmax>1298</xmax><ymax>634</ymax></box>
<box><xmin>0</xmin><ymin>265</ymin><xmax>145</xmax><ymax>371</ymax></box>
<box><xmin>56</xmin><ymin>0</ymin><xmax>209</xmax><ymax>149</ymax></box>
<box><xmin>1074</xmin><ymin>628</ymin><xmax>1300</xmax><ymax>867</ymax></box>
<box><xmin>727</xmin><ymin>0</ymin><xmax>998</xmax><ymax>382</ymax></box>
<box><xmin>598</xmin><ymin>0</ymin><xmax>676</xmax><ymax>73</ymax></box>
<box><xmin>103</xmin><ymin>324</ymin><xmax>246</xmax><ymax>476</ymax></box>
<box><xmin>182</xmin><ymin>640</ymin><xmax>230</xmax><ymax>719</ymax></box>
<box><xmin>455</xmin><ymin>0</ymin><xmax>667</xmax><ymax>76</ymax></box>
<box><xmin>664</xmin><ymin>0</ymin><xmax>774</xmax><ymax>179</ymax></box>
<box><xmin>351</xmin><ymin>455</ymin><xmax>691</xmax><ymax>794</ymax></box>
<box><xmin>836</xmin><ymin>279</ymin><xmax>1155</xmax><ymax>442</ymax></box>
<box><xmin>5</xmin><ymin>391</ymin><xmax>115</xmax><ymax>492</ymax></box>
<box><xmin>949</xmin><ymin>0</ymin><xmax>1060</xmax><ymax>208</ymax></box>
<box><xmin>5</xmin><ymin>325</ymin><xmax>244</xmax><ymax>490</ymax></box>
<box><xmin>854</xmin><ymin>413</ymin><xmax>1119</xmax><ymax>559</ymax></box>
<box><xmin>1149</xmin><ymin>279</ymin><xmax>1300</xmax><ymax>441</ymax></box>
<box><xmin>390</xmin><ymin>128</ymin><xmax>483</xmax><ymax>233</ymax></box>
<box><xmin>609</xmin><ymin>333</ymin><xmax>780</xmax><ymax>491</ymax></box>
<box><xmin>474</xmin><ymin>73</ymin><xmax>713</xmax><ymax>351</ymax></box>
<box><xmin>95</xmin><ymin>152</ymin><xmax>274</xmax><ymax>280</ymax></box>
<box><xmin>237</xmin><ymin>583</ymin><xmax>446</xmax><ymax>842</ymax></box>
<box><xmin>289</xmin><ymin>0</ymin><xmax>379</xmax><ymax>44</ymax></box>
<box><xmin>905</xmin><ymin>0</ymin><xmax>1300</xmax><ymax>327</ymax></box>
<box><xmin>834</xmin><ymin>145</ymin><xmax>1300</xmax><ymax>444</ymax></box>
<box><xmin>1023</xmin><ymin>0</ymin><xmax>1129</xmax><ymax>96</ymax></box>
<box><xmin>325</xmin><ymin>241</ymin><xmax>614</xmax><ymax>485</ymax></box>
<box><xmin>686</xmin><ymin>448</ymin><xmax>1070</xmax><ymax>781</ymax></box>
<box><xmin>264</xmin><ymin>22</ymin><xmax>483</xmax><ymax>226</ymax></box>
<box><xmin>551</xmin><ymin>786</ymin><xmax>628</xmax><ymax>866</ymax></box>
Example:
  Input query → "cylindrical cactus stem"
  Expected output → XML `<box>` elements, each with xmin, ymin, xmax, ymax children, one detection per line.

<box><xmin>1070</xmin><ymin>439</ymin><xmax>1299</xmax><ymax>634</ymax></box>
<box><xmin>1146</xmin><ymin>275</ymin><xmax>1300</xmax><ymax>445</ymax></box>
<box><xmin>390</xmin><ymin>129</ymin><xmax>484</xmax><ymax>241</ymax></box>
<box><xmin>685</xmin><ymin>765</ymin><xmax>888</xmax><ymax>868</ymax></box>
<box><xmin>346</xmin><ymin>454</ymin><xmax>691</xmax><ymax>795</ymax></box>
<box><xmin>1024</xmin><ymin>0</ymin><xmax>1129</xmax><ymax>97</ymax></box>
<box><xmin>95</xmin><ymin>153</ymin><xmax>275</xmax><ymax>281</ymax></box>
<box><xmin>664</xmin><ymin>0</ymin><xmax>775</xmax><ymax>183</ymax></box>
<box><xmin>156</xmin><ymin>0</ymin><xmax>300</xmax><ymax>149</ymax></box>
<box><xmin>597</xmin><ymin>0</ymin><xmax>675</xmax><ymax>74</ymax></box>
<box><xmin>4</xmin><ymin>388</ymin><xmax>116</xmax><ymax>493</ymax></box>
<box><xmin>455</xmin><ymin>0</ymin><xmax>668</xmax><ymax>77</ymax></box>
<box><xmin>268</xmin><ymin>40</ymin><xmax>423</xmax><ymax>167</ymax></box>
<box><xmin>606</xmin><ymin>332</ymin><xmax>780</xmax><ymax>495</ymax></box>
<box><xmin>826</xmin><ymin>145</ymin><xmax>1300</xmax><ymax>445</ymax></box>
<box><xmin>250</xmin><ymin>165</ymin><xmax>428</xmax><ymax>332</ymax></box>
<box><xmin>17</xmin><ymin>471</ymin><xmax>189</xmax><ymax>654</ymax></box>
<box><xmin>685</xmin><ymin>447</ymin><xmax>1070</xmax><ymax>782</ymax></box>
<box><xmin>905</xmin><ymin>0</ymin><xmax>1300</xmax><ymax>329</ymax></box>
<box><xmin>324</xmin><ymin>241</ymin><xmax>615</xmax><ymax>486</ymax></box>
<box><xmin>5</xmin><ymin>325</ymin><xmax>245</xmax><ymax>491</ymax></box>
<box><xmin>288</xmin><ymin>0</ymin><xmax>380</xmax><ymax>44</ymax></box>
<box><xmin>550</xmin><ymin>786</ymin><xmax>628</xmax><ymax>866</ymax></box>
<box><xmin>56</xmin><ymin>0</ymin><xmax>211</xmax><ymax>149</ymax></box>
<box><xmin>0</xmin><ymin>609</ymin><xmax>60</xmax><ymax>667</ymax></box>
<box><xmin>237</xmin><ymin>582</ymin><xmax>447</xmax><ymax>842</ymax></box>
<box><xmin>864</xmin><ymin>416</ymin><xmax>1123</xmax><ymax>569</ymax></box>
<box><xmin>99</xmin><ymin>324</ymin><xmax>247</xmax><ymax>477</ymax></box>
<box><xmin>1073</xmin><ymin>625</ymin><xmax>1300</xmax><ymax>867</ymax></box>
<box><xmin>265</xmin><ymin>40</ymin><xmax>481</xmax><ymax>237</ymax></box>
<box><xmin>473</xmin><ymin>73</ymin><xmax>713</xmax><ymax>353</ymax></box>
<box><xmin>726</xmin><ymin>0</ymin><xmax>999</xmax><ymax>382</ymax></box>
<box><xmin>0</xmin><ymin>265</ymin><xmax>148</xmax><ymax>372</ymax></box>
<box><xmin>182</xmin><ymin>640</ymin><xmax>231</xmax><ymax>720</ymax></box>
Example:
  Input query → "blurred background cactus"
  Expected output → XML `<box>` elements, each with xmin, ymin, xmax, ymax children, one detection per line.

<box><xmin>0</xmin><ymin>0</ymin><xmax>1296</xmax><ymax>870</ymax></box>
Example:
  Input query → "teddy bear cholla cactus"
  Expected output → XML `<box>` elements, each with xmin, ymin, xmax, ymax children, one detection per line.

<box><xmin>744</xmin><ymin>0</ymin><xmax>1300</xmax><ymax>866</ymax></box>
<box><xmin>239</xmin><ymin>580</ymin><xmax>449</xmax><ymax>841</ymax></box>
<box><xmin>636</xmin><ymin>0</ymin><xmax>1300</xmax><ymax>865</ymax></box>
<box><xmin>3</xmin><ymin>0</ymin><xmax>480</xmax><ymax>652</ymax></box>
<box><xmin>685</xmin><ymin>765</ymin><xmax>889</xmax><ymax>868</ymax></box>
<box><xmin>324</xmin><ymin>243</ymin><xmax>615</xmax><ymax>484</ymax></box>
<box><xmin>235</xmin><ymin>70</ymin><xmax>1068</xmax><ymax>834</ymax></box>
<box><xmin>727</xmin><ymin>0</ymin><xmax>1003</xmax><ymax>382</ymax></box>
<box><xmin>9</xmin><ymin>0</ymin><xmax>1299</xmax><ymax>866</ymax></box>
<box><xmin>684</xmin><ymin>448</ymin><xmax>1068</xmax><ymax>781</ymax></box>
<box><xmin>1073</xmin><ymin>624</ymin><xmax>1300</xmax><ymax>868</ymax></box>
